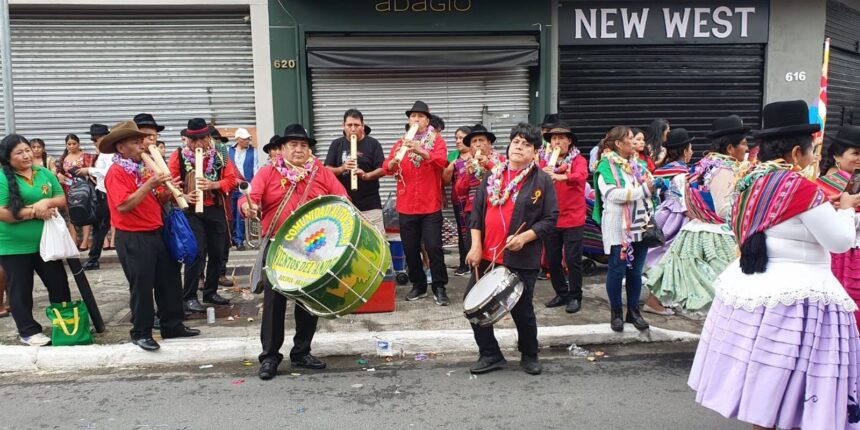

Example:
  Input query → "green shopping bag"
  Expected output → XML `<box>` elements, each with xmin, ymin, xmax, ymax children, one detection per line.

<box><xmin>45</xmin><ymin>301</ymin><xmax>94</xmax><ymax>346</ymax></box>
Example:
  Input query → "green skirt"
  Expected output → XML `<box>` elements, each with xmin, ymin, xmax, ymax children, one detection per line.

<box><xmin>645</xmin><ymin>229</ymin><xmax>737</xmax><ymax>311</ymax></box>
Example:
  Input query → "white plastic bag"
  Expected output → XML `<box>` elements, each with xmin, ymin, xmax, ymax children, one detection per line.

<box><xmin>40</xmin><ymin>212</ymin><xmax>79</xmax><ymax>261</ymax></box>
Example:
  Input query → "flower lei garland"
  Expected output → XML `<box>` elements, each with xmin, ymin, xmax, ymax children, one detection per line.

<box><xmin>470</xmin><ymin>151</ymin><xmax>503</xmax><ymax>179</ymax></box>
<box><xmin>181</xmin><ymin>145</ymin><xmax>221</xmax><ymax>180</ymax></box>
<box><xmin>736</xmin><ymin>158</ymin><xmax>795</xmax><ymax>193</ymax></box>
<box><xmin>274</xmin><ymin>155</ymin><xmax>316</xmax><ymax>188</ymax></box>
<box><xmin>112</xmin><ymin>153</ymin><xmax>151</xmax><ymax>187</ymax></box>
<box><xmin>542</xmin><ymin>146</ymin><xmax>580</xmax><ymax>174</ymax></box>
<box><xmin>602</xmin><ymin>151</ymin><xmax>651</xmax><ymax>267</ymax></box>
<box><xmin>406</xmin><ymin>126</ymin><xmax>436</xmax><ymax>168</ymax></box>
<box><xmin>696</xmin><ymin>152</ymin><xmax>745</xmax><ymax>190</ymax></box>
<box><xmin>486</xmin><ymin>161</ymin><xmax>535</xmax><ymax>206</ymax></box>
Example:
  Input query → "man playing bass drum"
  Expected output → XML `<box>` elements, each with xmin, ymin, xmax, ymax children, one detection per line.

<box><xmin>465</xmin><ymin>123</ymin><xmax>558</xmax><ymax>375</ymax></box>
<box><xmin>239</xmin><ymin>124</ymin><xmax>347</xmax><ymax>381</ymax></box>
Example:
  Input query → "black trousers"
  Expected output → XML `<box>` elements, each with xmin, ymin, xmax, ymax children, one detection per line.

<box><xmin>259</xmin><ymin>275</ymin><xmax>318</xmax><ymax>364</ymax></box>
<box><xmin>87</xmin><ymin>190</ymin><xmax>111</xmax><ymax>263</ymax></box>
<box><xmin>399</xmin><ymin>211</ymin><xmax>448</xmax><ymax>290</ymax></box>
<box><xmin>220</xmin><ymin>235</ymin><xmax>230</xmax><ymax>277</ymax></box>
<box><xmin>0</xmin><ymin>253</ymin><xmax>71</xmax><ymax>337</ymax></box>
<box><xmin>115</xmin><ymin>229</ymin><xmax>185</xmax><ymax>339</ymax></box>
<box><xmin>452</xmin><ymin>202</ymin><xmax>469</xmax><ymax>269</ymax></box>
<box><xmin>466</xmin><ymin>260</ymin><xmax>539</xmax><ymax>358</ymax></box>
<box><xmin>183</xmin><ymin>205</ymin><xmax>228</xmax><ymax>300</ymax></box>
<box><xmin>544</xmin><ymin>226</ymin><xmax>584</xmax><ymax>300</ymax></box>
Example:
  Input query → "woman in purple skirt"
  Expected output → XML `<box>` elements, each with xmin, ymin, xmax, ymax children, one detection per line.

<box><xmin>689</xmin><ymin>100</ymin><xmax>860</xmax><ymax>430</ymax></box>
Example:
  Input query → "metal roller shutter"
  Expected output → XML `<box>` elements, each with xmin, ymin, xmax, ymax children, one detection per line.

<box><xmin>826</xmin><ymin>0</ymin><xmax>860</xmax><ymax>135</ymax></box>
<box><xmin>310</xmin><ymin>68</ymin><xmax>530</xmax><ymax>207</ymax></box>
<box><xmin>0</xmin><ymin>8</ymin><xmax>255</xmax><ymax>155</ymax></box>
<box><xmin>559</xmin><ymin>44</ymin><xmax>765</xmax><ymax>157</ymax></box>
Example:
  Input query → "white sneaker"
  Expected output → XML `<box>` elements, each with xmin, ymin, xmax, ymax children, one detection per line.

<box><xmin>20</xmin><ymin>333</ymin><xmax>51</xmax><ymax>346</ymax></box>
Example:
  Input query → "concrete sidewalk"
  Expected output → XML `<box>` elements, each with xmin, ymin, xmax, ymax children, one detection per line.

<box><xmin>0</xmin><ymin>249</ymin><xmax>704</xmax><ymax>373</ymax></box>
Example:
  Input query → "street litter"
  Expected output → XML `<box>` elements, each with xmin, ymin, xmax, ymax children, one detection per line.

<box><xmin>199</xmin><ymin>364</ymin><xmax>213</xmax><ymax>369</ymax></box>
<box><xmin>595</xmin><ymin>351</ymin><xmax>605</xmax><ymax>357</ymax></box>
<box><xmin>366</xmin><ymin>368</ymin><xmax>376</xmax><ymax>372</ymax></box>
<box><xmin>290</xmin><ymin>373</ymin><xmax>301</xmax><ymax>376</ymax></box>
<box><xmin>446</xmin><ymin>370</ymin><xmax>455</xmax><ymax>376</ymax></box>
<box><xmin>568</xmin><ymin>344</ymin><xmax>589</xmax><ymax>357</ymax></box>
<box><xmin>375</xmin><ymin>339</ymin><xmax>394</xmax><ymax>357</ymax></box>
<box><xmin>351</xmin><ymin>383</ymin><xmax>363</xmax><ymax>388</ymax></box>
<box><xmin>414</xmin><ymin>353</ymin><xmax>428</xmax><ymax>361</ymax></box>
<box><xmin>247</xmin><ymin>317</ymin><xmax>255</xmax><ymax>322</ymax></box>
<box><xmin>242</xmin><ymin>360</ymin><xmax>253</xmax><ymax>366</ymax></box>
<box><xmin>227</xmin><ymin>316</ymin><xmax>235</xmax><ymax>321</ymax></box>
<box><xmin>357</xmin><ymin>358</ymin><xmax>369</xmax><ymax>365</ymax></box>
<box><xmin>232</xmin><ymin>379</ymin><xmax>245</xmax><ymax>384</ymax></box>
<box><xmin>587</xmin><ymin>357</ymin><xmax>596</xmax><ymax>362</ymax></box>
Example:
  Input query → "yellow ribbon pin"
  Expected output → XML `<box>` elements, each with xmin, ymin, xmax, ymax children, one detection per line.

<box><xmin>41</xmin><ymin>184</ymin><xmax>50</xmax><ymax>195</ymax></box>
<box><xmin>531</xmin><ymin>189</ymin><xmax>542</xmax><ymax>204</ymax></box>
<box><xmin>280</xmin><ymin>178</ymin><xmax>287</xmax><ymax>189</ymax></box>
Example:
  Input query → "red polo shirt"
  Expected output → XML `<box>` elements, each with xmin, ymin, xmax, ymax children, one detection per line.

<box><xmin>105</xmin><ymin>164</ymin><xmax>163</xmax><ymax>232</ymax></box>
<box><xmin>540</xmin><ymin>154</ymin><xmax>588</xmax><ymax>228</ymax></box>
<box><xmin>482</xmin><ymin>168</ymin><xmax>525</xmax><ymax>265</ymax></box>
<box><xmin>237</xmin><ymin>159</ymin><xmax>348</xmax><ymax>234</ymax></box>
<box><xmin>382</xmin><ymin>134</ymin><xmax>448</xmax><ymax>215</ymax></box>
<box><xmin>168</xmin><ymin>148</ymin><xmax>238</xmax><ymax>206</ymax></box>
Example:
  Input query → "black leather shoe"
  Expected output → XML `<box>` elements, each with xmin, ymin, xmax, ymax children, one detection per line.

<box><xmin>469</xmin><ymin>355</ymin><xmax>507</xmax><ymax>374</ymax></box>
<box><xmin>432</xmin><ymin>287</ymin><xmax>450</xmax><ymax>306</ymax></box>
<box><xmin>218</xmin><ymin>277</ymin><xmax>234</xmax><ymax>287</ymax></box>
<box><xmin>236</xmin><ymin>245</ymin><xmax>246</xmax><ymax>251</ymax></box>
<box><xmin>405</xmin><ymin>286</ymin><xmax>427</xmax><ymax>301</ymax></box>
<box><xmin>566</xmin><ymin>299</ymin><xmax>582</xmax><ymax>314</ymax></box>
<box><xmin>203</xmin><ymin>294</ymin><xmax>230</xmax><ymax>306</ymax></box>
<box><xmin>520</xmin><ymin>354</ymin><xmax>543</xmax><ymax>375</ymax></box>
<box><xmin>259</xmin><ymin>359</ymin><xmax>278</xmax><ymax>380</ymax></box>
<box><xmin>83</xmin><ymin>261</ymin><xmax>100</xmax><ymax>271</ymax></box>
<box><xmin>626</xmin><ymin>306</ymin><xmax>650</xmax><ymax>331</ymax></box>
<box><xmin>291</xmin><ymin>354</ymin><xmax>327</xmax><ymax>369</ymax></box>
<box><xmin>610</xmin><ymin>307</ymin><xmax>624</xmax><ymax>332</ymax></box>
<box><xmin>545</xmin><ymin>296</ymin><xmax>570</xmax><ymax>308</ymax></box>
<box><xmin>161</xmin><ymin>325</ymin><xmax>201</xmax><ymax>339</ymax></box>
<box><xmin>131</xmin><ymin>337</ymin><xmax>160</xmax><ymax>351</ymax></box>
<box><xmin>184</xmin><ymin>299</ymin><xmax>206</xmax><ymax>313</ymax></box>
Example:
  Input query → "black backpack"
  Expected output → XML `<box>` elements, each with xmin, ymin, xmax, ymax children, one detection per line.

<box><xmin>67</xmin><ymin>180</ymin><xmax>98</xmax><ymax>226</ymax></box>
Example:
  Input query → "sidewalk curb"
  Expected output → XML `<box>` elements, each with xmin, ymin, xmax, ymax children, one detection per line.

<box><xmin>0</xmin><ymin>324</ymin><xmax>698</xmax><ymax>374</ymax></box>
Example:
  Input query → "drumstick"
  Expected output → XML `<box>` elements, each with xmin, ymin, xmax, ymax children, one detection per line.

<box><xmin>395</xmin><ymin>123</ymin><xmax>420</xmax><ymax>162</ymax></box>
<box><xmin>503</xmin><ymin>222</ymin><xmax>528</xmax><ymax>250</ymax></box>
<box><xmin>349</xmin><ymin>134</ymin><xmax>358</xmax><ymax>191</ymax></box>
<box><xmin>194</xmin><ymin>147</ymin><xmax>204</xmax><ymax>213</ymax></box>
<box><xmin>141</xmin><ymin>153</ymin><xmax>189</xmax><ymax>209</ymax></box>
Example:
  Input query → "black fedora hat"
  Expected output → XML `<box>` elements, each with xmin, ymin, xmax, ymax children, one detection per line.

<box><xmin>753</xmin><ymin>100</ymin><xmax>820</xmax><ymax>140</ymax></box>
<box><xmin>541</xmin><ymin>114</ymin><xmax>560</xmax><ymax>129</ymax></box>
<box><xmin>706</xmin><ymin>115</ymin><xmax>751</xmax><ymax>139</ymax></box>
<box><xmin>664</xmin><ymin>128</ymin><xmax>695</xmax><ymax>149</ymax></box>
<box><xmin>542</xmin><ymin>124</ymin><xmax>577</xmax><ymax>143</ymax></box>
<box><xmin>263</xmin><ymin>135</ymin><xmax>281</xmax><ymax>154</ymax></box>
<box><xmin>209</xmin><ymin>126</ymin><xmax>228</xmax><ymax>143</ymax></box>
<box><xmin>277</xmin><ymin>124</ymin><xmax>317</xmax><ymax>147</ymax></box>
<box><xmin>183</xmin><ymin>118</ymin><xmax>211</xmax><ymax>139</ymax></box>
<box><xmin>832</xmin><ymin>125</ymin><xmax>860</xmax><ymax>148</ymax></box>
<box><xmin>405</xmin><ymin>101</ymin><xmax>431</xmax><ymax>117</ymax></box>
<box><xmin>463</xmin><ymin>124</ymin><xmax>496</xmax><ymax>147</ymax></box>
<box><xmin>89</xmin><ymin>123</ymin><xmax>110</xmax><ymax>137</ymax></box>
<box><xmin>133</xmin><ymin>113</ymin><xmax>165</xmax><ymax>132</ymax></box>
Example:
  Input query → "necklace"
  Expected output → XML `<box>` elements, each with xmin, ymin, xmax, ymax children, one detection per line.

<box><xmin>181</xmin><ymin>145</ymin><xmax>220</xmax><ymax>180</ymax></box>
<box><xmin>112</xmin><ymin>154</ymin><xmax>151</xmax><ymax>187</ymax></box>
<box><xmin>407</xmin><ymin>126</ymin><xmax>437</xmax><ymax>167</ymax></box>
<box><xmin>542</xmin><ymin>147</ymin><xmax>580</xmax><ymax>173</ymax></box>
<box><xmin>486</xmin><ymin>161</ymin><xmax>534</xmax><ymax>206</ymax></box>
<box><xmin>274</xmin><ymin>155</ymin><xmax>315</xmax><ymax>188</ymax></box>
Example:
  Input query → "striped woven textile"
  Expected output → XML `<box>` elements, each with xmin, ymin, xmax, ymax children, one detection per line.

<box><xmin>817</xmin><ymin>170</ymin><xmax>850</xmax><ymax>197</ymax></box>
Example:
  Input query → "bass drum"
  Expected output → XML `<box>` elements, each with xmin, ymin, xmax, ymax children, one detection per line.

<box><xmin>265</xmin><ymin>195</ymin><xmax>391</xmax><ymax>318</ymax></box>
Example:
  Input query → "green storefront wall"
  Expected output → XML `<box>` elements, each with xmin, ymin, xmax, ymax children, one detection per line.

<box><xmin>268</xmin><ymin>0</ymin><xmax>553</xmax><ymax>131</ymax></box>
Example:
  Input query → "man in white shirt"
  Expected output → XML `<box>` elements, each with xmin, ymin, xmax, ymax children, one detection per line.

<box><xmin>84</xmin><ymin>123</ymin><xmax>111</xmax><ymax>271</ymax></box>
<box><xmin>228</xmin><ymin>128</ymin><xmax>258</xmax><ymax>250</ymax></box>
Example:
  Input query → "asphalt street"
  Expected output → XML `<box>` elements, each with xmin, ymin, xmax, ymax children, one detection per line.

<box><xmin>0</xmin><ymin>345</ymin><xmax>746</xmax><ymax>430</ymax></box>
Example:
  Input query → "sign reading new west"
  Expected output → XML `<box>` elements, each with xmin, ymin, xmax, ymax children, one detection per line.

<box><xmin>559</xmin><ymin>1</ymin><xmax>769</xmax><ymax>45</ymax></box>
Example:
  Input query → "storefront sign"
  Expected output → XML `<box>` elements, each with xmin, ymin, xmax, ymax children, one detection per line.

<box><xmin>559</xmin><ymin>1</ymin><xmax>768</xmax><ymax>45</ymax></box>
<box><xmin>375</xmin><ymin>0</ymin><xmax>472</xmax><ymax>13</ymax></box>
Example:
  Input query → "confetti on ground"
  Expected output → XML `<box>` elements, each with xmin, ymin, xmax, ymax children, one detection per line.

<box><xmin>199</xmin><ymin>364</ymin><xmax>213</xmax><ymax>369</ymax></box>
<box><xmin>232</xmin><ymin>379</ymin><xmax>245</xmax><ymax>385</ymax></box>
<box><xmin>290</xmin><ymin>373</ymin><xmax>302</xmax><ymax>376</ymax></box>
<box><xmin>414</xmin><ymin>354</ymin><xmax>428</xmax><ymax>361</ymax></box>
<box><xmin>366</xmin><ymin>368</ymin><xmax>376</xmax><ymax>372</ymax></box>
<box><xmin>242</xmin><ymin>360</ymin><xmax>254</xmax><ymax>366</ymax></box>
<box><xmin>357</xmin><ymin>358</ymin><xmax>369</xmax><ymax>365</ymax></box>
<box><xmin>351</xmin><ymin>383</ymin><xmax>363</xmax><ymax>388</ymax></box>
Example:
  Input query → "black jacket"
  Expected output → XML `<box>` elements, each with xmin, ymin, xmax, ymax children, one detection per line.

<box><xmin>469</xmin><ymin>167</ymin><xmax>558</xmax><ymax>270</ymax></box>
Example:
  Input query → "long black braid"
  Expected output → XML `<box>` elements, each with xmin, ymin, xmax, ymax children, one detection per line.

<box><xmin>0</xmin><ymin>134</ymin><xmax>31</xmax><ymax>220</ymax></box>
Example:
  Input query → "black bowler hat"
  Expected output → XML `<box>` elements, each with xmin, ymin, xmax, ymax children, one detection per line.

<box><xmin>706</xmin><ymin>115</ymin><xmax>751</xmax><ymax>139</ymax></box>
<box><xmin>277</xmin><ymin>124</ymin><xmax>317</xmax><ymax>147</ymax></box>
<box><xmin>209</xmin><ymin>126</ymin><xmax>229</xmax><ymax>143</ymax></box>
<box><xmin>542</xmin><ymin>124</ymin><xmax>577</xmax><ymax>143</ymax></box>
<box><xmin>541</xmin><ymin>114</ymin><xmax>560</xmax><ymax>129</ymax></box>
<box><xmin>89</xmin><ymin>123</ymin><xmax>110</xmax><ymax>137</ymax></box>
<box><xmin>133</xmin><ymin>113</ymin><xmax>165</xmax><ymax>132</ymax></box>
<box><xmin>263</xmin><ymin>135</ymin><xmax>281</xmax><ymax>154</ymax></box>
<box><xmin>463</xmin><ymin>124</ymin><xmax>496</xmax><ymax>147</ymax></box>
<box><xmin>405</xmin><ymin>100</ymin><xmax>431</xmax><ymax>117</ymax></box>
<box><xmin>664</xmin><ymin>128</ymin><xmax>695</xmax><ymax>149</ymax></box>
<box><xmin>832</xmin><ymin>125</ymin><xmax>860</xmax><ymax>148</ymax></box>
<box><xmin>753</xmin><ymin>100</ymin><xmax>820</xmax><ymax>140</ymax></box>
<box><xmin>182</xmin><ymin>118</ymin><xmax>211</xmax><ymax>139</ymax></box>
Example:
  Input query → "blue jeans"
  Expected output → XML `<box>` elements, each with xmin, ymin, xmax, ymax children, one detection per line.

<box><xmin>606</xmin><ymin>242</ymin><xmax>649</xmax><ymax>309</ymax></box>
<box><xmin>230</xmin><ymin>194</ymin><xmax>244</xmax><ymax>247</ymax></box>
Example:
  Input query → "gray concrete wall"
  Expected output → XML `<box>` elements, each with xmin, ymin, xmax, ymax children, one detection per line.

<box><xmin>764</xmin><ymin>0</ymin><xmax>827</xmax><ymax>105</ymax></box>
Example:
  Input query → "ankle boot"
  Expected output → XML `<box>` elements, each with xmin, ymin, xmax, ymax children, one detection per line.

<box><xmin>610</xmin><ymin>307</ymin><xmax>624</xmax><ymax>332</ymax></box>
<box><xmin>625</xmin><ymin>305</ymin><xmax>650</xmax><ymax>331</ymax></box>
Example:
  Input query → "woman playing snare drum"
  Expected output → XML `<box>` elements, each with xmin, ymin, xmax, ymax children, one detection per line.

<box><xmin>464</xmin><ymin>123</ymin><xmax>558</xmax><ymax>376</ymax></box>
<box><xmin>239</xmin><ymin>124</ymin><xmax>347</xmax><ymax>381</ymax></box>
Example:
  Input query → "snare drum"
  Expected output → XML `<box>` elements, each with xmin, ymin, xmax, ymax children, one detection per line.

<box><xmin>265</xmin><ymin>195</ymin><xmax>391</xmax><ymax>318</ymax></box>
<box><xmin>463</xmin><ymin>266</ymin><xmax>524</xmax><ymax>327</ymax></box>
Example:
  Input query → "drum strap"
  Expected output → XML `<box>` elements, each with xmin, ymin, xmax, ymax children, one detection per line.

<box><xmin>263</xmin><ymin>182</ymin><xmax>298</xmax><ymax>238</ymax></box>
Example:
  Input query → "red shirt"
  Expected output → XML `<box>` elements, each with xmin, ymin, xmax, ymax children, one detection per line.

<box><xmin>382</xmin><ymin>133</ymin><xmax>448</xmax><ymax>215</ymax></box>
<box><xmin>105</xmin><ymin>164</ymin><xmax>164</xmax><ymax>232</ymax></box>
<box><xmin>639</xmin><ymin>152</ymin><xmax>656</xmax><ymax>172</ymax></box>
<box><xmin>237</xmin><ymin>159</ymin><xmax>348</xmax><ymax>234</ymax></box>
<box><xmin>481</xmin><ymin>169</ymin><xmax>525</xmax><ymax>264</ymax></box>
<box><xmin>454</xmin><ymin>155</ymin><xmax>504</xmax><ymax>213</ymax></box>
<box><xmin>168</xmin><ymin>148</ymin><xmax>239</xmax><ymax>206</ymax></box>
<box><xmin>540</xmin><ymin>154</ymin><xmax>588</xmax><ymax>228</ymax></box>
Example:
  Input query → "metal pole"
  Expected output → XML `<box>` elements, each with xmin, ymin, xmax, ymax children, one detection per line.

<box><xmin>0</xmin><ymin>0</ymin><xmax>15</xmax><ymax>133</ymax></box>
